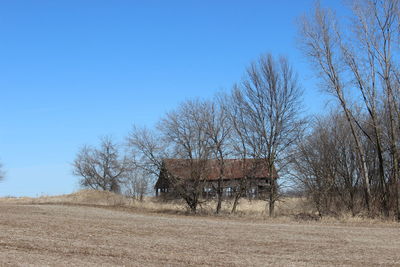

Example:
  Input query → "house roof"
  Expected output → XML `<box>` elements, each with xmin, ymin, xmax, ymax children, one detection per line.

<box><xmin>161</xmin><ymin>158</ymin><xmax>277</xmax><ymax>181</ymax></box>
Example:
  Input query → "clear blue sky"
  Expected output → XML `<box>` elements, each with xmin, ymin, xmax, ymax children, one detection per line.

<box><xmin>0</xmin><ymin>0</ymin><xmax>344</xmax><ymax>196</ymax></box>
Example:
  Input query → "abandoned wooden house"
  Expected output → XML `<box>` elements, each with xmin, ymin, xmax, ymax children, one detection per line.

<box><xmin>154</xmin><ymin>158</ymin><xmax>277</xmax><ymax>199</ymax></box>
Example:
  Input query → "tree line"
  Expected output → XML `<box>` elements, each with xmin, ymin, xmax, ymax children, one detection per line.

<box><xmin>294</xmin><ymin>0</ymin><xmax>400</xmax><ymax>220</ymax></box>
<box><xmin>73</xmin><ymin>0</ymin><xmax>400</xmax><ymax>220</ymax></box>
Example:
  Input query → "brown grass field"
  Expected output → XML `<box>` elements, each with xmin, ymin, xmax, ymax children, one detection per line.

<box><xmin>0</xmin><ymin>190</ymin><xmax>399</xmax><ymax>266</ymax></box>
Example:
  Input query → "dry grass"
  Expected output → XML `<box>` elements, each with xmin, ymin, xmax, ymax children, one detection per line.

<box><xmin>0</xmin><ymin>199</ymin><xmax>399</xmax><ymax>266</ymax></box>
<box><xmin>0</xmin><ymin>190</ymin><xmax>130</xmax><ymax>206</ymax></box>
<box><xmin>0</xmin><ymin>190</ymin><xmax>393</xmax><ymax>225</ymax></box>
<box><xmin>0</xmin><ymin>190</ymin><xmax>313</xmax><ymax>221</ymax></box>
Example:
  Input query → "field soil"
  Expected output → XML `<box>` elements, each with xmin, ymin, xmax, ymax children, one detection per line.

<box><xmin>0</xmin><ymin>198</ymin><xmax>399</xmax><ymax>266</ymax></box>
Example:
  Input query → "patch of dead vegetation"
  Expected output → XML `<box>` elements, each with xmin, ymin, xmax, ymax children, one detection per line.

<box><xmin>0</xmin><ymin>190</ymin><xmax>397</xmax><ymax>225</ymax></box>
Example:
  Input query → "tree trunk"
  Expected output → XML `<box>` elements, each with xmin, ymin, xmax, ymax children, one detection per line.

<box><xmin>268</xmin><ymin>179</ymin><xmax>276</xmax><ymax>217</ymax></box>
<box><xmin>231</xmin><ymin>181</ymin><xmax>245</xmax><ymax>214</ymax></box>
<box><xmin>387</xmin><ymin>88</ymin><xmax>399</xmax><ymax>220</ymax></box>
<box><xmin>231</xmin><ymin>194</ymin><xmax>240</xmax><ymax>214</ymax></box>
<box><xmin>216</xmin><ymin>179</ymin><xmax>223</xmax><ymax>214</ymax></box>
<box><xmin>374</xmin><ymin>125</ymin><xmax>389</xmax><ymax>217</ymax></box>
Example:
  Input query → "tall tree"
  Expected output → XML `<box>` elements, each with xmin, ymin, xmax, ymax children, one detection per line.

<box><xmin>229</xmin><ymin>54</ymin><xmax>304</xmax><ymax>217</ymax></box>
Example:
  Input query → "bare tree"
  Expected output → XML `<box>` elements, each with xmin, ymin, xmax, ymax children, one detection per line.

<box><xmin>291</xmin><ymin>120</ymin><xmax>336</xmax><ymax>217</ymax></box>
<box><xmin>124</xmin><ymin>168</ymin><xmax>150</xmax><ymax>201</ymax></box>
<box><xmin>128</xmin><ymin>100</ymin><xmax>212</xmax><ymax>213</ymax></box>
<box><xmin>229</xmin><ymin>54</ymin><xmax>305</xmax><ymax>217</ymax></box>
<box><xmin>126</xmin><ymin>125</ymin><xmax>166</xmax><ymax>201</ymax></box>
<box><xmin>73</xmin><ymin>136</ymin><xmax>131</xmax><ymax>193</ymax></box>
<box><xmin>228</xmin><ymin>87</ymin><xmax>258</xmax><ymax>213</ymax></box>
<box><xmin>127</xmin><ymin>125</ymin><xmax>166</xmax><ymax>178</ymax></box>
<box><xmin>203</xmin><ymin>97</ymin><xmax>232</xmax><ymax>214</ymax></box>
<box><xmin>157</xmin><ymin>99</ymin><xmax>212</xmax><ymax>212</ymax></box>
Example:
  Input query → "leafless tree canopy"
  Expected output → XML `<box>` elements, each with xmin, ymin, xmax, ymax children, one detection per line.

<box><xmin>157</xmin><ymin>99</ymin><xmax>213</xmax><ymax>212</ymax></box>
<box><xmin>127</xmin><ymin>126</ymin><xmax>166</xmax><ymax>177</ymax></box>
<box><xmin>73</xmin><ymin>137</ymin><xmax>131</xmax><ymax>193</ymax></box>
<box><xmin>228</xmin><ymin>54</ymin><xmax>305</xmax><ymax>216</ymax></box>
